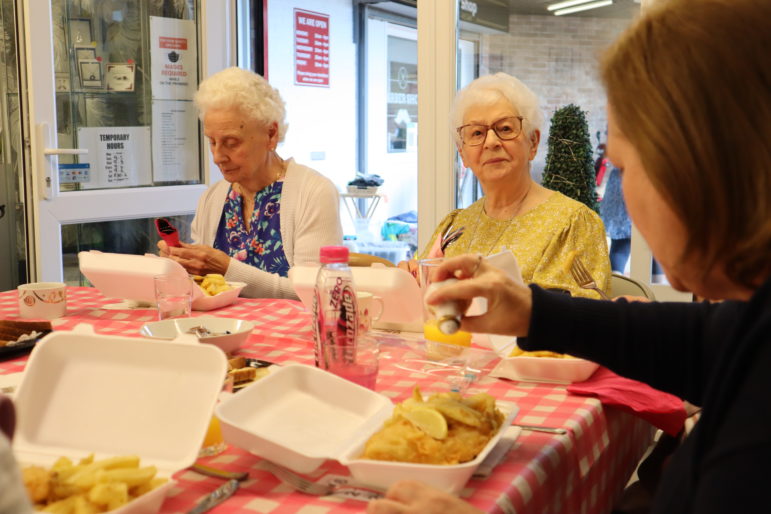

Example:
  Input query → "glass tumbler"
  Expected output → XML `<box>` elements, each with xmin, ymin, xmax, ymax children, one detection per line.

<box><xmin>153</xmin><ymin>274</ymin><xmax>193</xmax><ymax>321</ymax></box>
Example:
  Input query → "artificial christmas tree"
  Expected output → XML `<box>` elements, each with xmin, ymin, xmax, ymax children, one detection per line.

<box><xmin>542</xmin><ymin>104</ymin><xmax>599</xmax><ymax>213</ymax></box>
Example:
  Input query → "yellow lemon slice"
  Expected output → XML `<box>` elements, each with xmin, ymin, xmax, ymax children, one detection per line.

<box><xmin>403</xmin><ymin>407</ymin><xmax>448</xmax><ymax>440</ymax></box>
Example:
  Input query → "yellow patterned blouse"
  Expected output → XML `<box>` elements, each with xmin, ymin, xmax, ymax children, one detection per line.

<box><xmin>420</xmin><ymin>191</ymin><xmax>611</xmax><ymax>299</ymax></box>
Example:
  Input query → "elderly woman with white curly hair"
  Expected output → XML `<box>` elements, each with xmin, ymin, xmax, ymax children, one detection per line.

<box><xmin>158</xmin><ymin>67</ymin><xmax>342</xmax><ymax>299</ymax></box>
<box><xmin>400</xmin><ymin>73</ymin><xmax>610</xmax><ymax>298</ymax></box>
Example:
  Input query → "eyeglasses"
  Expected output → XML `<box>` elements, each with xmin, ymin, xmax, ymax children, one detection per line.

<box><xmin>456</xmin><ymin>116</ymin><xmax>524</xmax><ymax>146</ymax></box>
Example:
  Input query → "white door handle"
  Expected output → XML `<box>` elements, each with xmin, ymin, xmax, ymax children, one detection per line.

<box><xmin>44</xmin><ymin>148</ymin><xmax>88</xmax><ymax>155</ymax></box>
<box><xmin>36</xmin><ymin>123</ymin><xmax>88</xmax><ymax>200</ymax></box>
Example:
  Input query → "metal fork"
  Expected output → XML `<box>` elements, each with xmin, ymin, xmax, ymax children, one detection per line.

<box><xmin>569</xmin><ymin>256</ymin><xmax>611</xmax><ymax>300</ymax></box>
<box><xmin>261</xmin><ymin>461</ymin><xmax>384</xmax><ymax>499</ymax></box>
<box><xmin>440</xmin><ymin>225</ymin><xmax>465</xmax><ymax>253</ymax></box>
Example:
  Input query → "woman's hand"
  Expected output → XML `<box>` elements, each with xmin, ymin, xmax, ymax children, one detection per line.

<box><xmin>367</xmin><ymin>481</ymin><xmax>483</xmax><ymax>514</ymax></box>
<box><xmin>397</xmin><ymin>259</ymin><xmax>419</xmax><ymax>282</ymax></box>
<box><xmin>157</xmin><ymin>240</ymin><xmax>171</xmax><ymax>258</ymax></box>
<box><xmin>426</xmin><ymin>254</ymin><xmax>532</xmax><ymax>337</ymax></box>
<box><xmin>164</xmin><ymin>242</ymin><xmax>230</xmax><ymax>276</ymax></box>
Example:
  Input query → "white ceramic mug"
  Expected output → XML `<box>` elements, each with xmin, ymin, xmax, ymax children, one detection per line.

<box><xmin>356</xmin><ymin>291</ymin><xmax>384</xmax><ymax>333</ymax></box>
<box><xmin>18</xmin><ymin>282</ymin><xmax>67</xmax><ymax>320</ymax></box>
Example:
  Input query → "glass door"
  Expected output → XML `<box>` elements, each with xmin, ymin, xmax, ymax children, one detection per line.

<box><xmin>23</xmin><ymin>0</ymin><xmax>231</xmax><ymax>283</ymax></box>
<box><xmin>0</xmin><ymin>0</ymin><xmax>27</xmax><ymax>289</ymax></box>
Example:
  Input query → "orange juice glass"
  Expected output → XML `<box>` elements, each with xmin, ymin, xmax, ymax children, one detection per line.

<box><xmin>199</xmin><ymin>416</ymin><xmax>226</xmax><ymax>457</ymax></box>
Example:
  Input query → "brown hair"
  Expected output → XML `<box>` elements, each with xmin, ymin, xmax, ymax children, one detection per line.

<box><xmin>601</xmin><ymin>0</ymin><xmax>771</xmax><ymax>289</ymax></box>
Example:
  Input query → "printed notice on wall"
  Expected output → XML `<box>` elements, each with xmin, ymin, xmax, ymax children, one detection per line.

<box><xmin>76</xmin><ymin>127</ymin><xmax>151</xmax><ymax>189</ymax></box>
<box><xmin>150</xmin><ymin>16</ymin><xmax>197</xmax><ymax>100</ymax></box>
<box><xmin>294</xmin><ymin>9</ymin><xmax>330</xmax><ymax>87</ymax></box>
<box><xmin>151</xmin><ymin>99</ymin><xmax>198</xmax><ymax>183</ymax></box>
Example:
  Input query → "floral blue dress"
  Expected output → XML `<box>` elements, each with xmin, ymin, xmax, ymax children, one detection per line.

<box><xmin>213</xmin><ymin>181</ymin><xmax>290</xmax><ymax>277</ymax></box>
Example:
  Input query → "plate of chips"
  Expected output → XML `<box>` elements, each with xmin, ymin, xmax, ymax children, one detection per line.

<box><xmin>191</xmin><ymin>274</ymin><xmax>246</xmax><ymax>311</ymax></box>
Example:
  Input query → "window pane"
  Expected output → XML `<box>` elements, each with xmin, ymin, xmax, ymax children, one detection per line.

<box><xmin>0</xmin><ymin>0</ymin><xmax>27</xmax><ymax>288</ymax></box>
<box><xmin>263</xmin><ymin>1</ymin><xmax>416</xmax><ymax>263</ymax></box>
<box><xmin>62</xmin><ymin>214</ymin><xmax>194</xmax><ymax>286</ymax></box>
<box><xmin>455</xmin><ymin>2</ymin><xmax>639</xmax><ymax>198</ymax></box>
<box><xmin>53</xmin><ymin>0</ymin><xmax>202</xmax><ymax>191</ymax></box>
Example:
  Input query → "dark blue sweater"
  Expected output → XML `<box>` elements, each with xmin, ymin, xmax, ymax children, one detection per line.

<box><xmin>521</xmin><ymin>278</ymin><xmax>771</xmax><ymax>513</ymax></box>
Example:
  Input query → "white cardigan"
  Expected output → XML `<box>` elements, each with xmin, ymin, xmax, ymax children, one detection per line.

<box><xmin>191</xmin><ymin>158</ymin><xmax>343</xmax><ymax>299</ymax></box>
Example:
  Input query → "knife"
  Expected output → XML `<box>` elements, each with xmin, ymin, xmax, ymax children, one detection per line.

<box><xmin>186</xmin><ymin>479</ymin><xmax>239</xmax><ymax>514</ymax></box>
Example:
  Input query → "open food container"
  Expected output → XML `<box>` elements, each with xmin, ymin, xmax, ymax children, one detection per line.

<box><xmin>488</xmin><ymin>336</ymin><xmax>599</xmax><ymax>384</ymax></box>
<box><xmin>78</xmin><ymin>250</ymin><xmax>245</xmax><ymax>311</ymax></box>
<box><xmin>216</xmin><ymin>364</ymin><xmax>517</xmax><ymax>493</ymax></box>
<box><xmin>289</xmin><ymin>265</ymin><xmax>423</xmax><ymax>331</ymax></box>
<box><xmin>13</xmin><ymin>327</ymin><xmax>227</xmax><ymax>513</ymax></box>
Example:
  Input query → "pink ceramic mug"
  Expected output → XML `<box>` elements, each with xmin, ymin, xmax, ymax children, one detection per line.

<box><xmin>17</xmin><ymin>282</ymin><xmax>67</xmax><ymax>320</ymax></box>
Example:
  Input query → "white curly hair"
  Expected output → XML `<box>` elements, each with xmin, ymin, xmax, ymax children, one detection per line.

<box><xmin>194</xmin><ymin>67</ymin><xmax>288</xmax><ymax>142</ymax></box>
<box><xmin>450</xmin><ymin>72</ymin><xmax>543</xmax><ymax>146</ymax></box>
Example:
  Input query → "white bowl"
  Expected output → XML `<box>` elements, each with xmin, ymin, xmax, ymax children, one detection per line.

<box><xmin>140</xmin><ymin>316</ymin><xmax>254</xmax><ymax>354</ymax></box>
<box><xmin>192</xmin><ymin>282</ymin><xmax>247</xmax><ymax>311</ymax></box>
<box><xmin>216</xmin><ymin>364</ymin><xmax>518</xmax><ymax>493</ymax></box>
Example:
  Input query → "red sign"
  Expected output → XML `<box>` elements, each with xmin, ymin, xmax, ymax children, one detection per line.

<box><xmin>294</xmin><ymin>9</ymin><xmax>330</xmax><ymax>87</ymax></box>
<box><xmin>159</xmin><ymin>37</ymin><xmax>187</xmax><ymax>50</ymax></box>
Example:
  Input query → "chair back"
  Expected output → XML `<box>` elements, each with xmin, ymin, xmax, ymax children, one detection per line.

<box><xmin>610</xmin><ymin>273</ymin><xmax>656</xmax><ymax>301</ymax></box>
<box><xmin>348</xmin><ymin>252</ymin><xmax>396</xmax><ymax>268</ymax></box>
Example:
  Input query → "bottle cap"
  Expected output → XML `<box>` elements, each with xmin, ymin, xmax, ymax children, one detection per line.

<box><xmin>319</xmin><ymin>246</ymin><xmax>350</xmax><ymax>263</ymax></box>
<box><xmin>438</xmin><ymin>317</ymin><xmax>461</xmax><ymax>335</ymax></box>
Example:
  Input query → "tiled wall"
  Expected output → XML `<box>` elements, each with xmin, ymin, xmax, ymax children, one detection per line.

<box><xmin>478</xmin><ymin>14</ymin><xmax>633</xmax><ymax>180</ymax></box>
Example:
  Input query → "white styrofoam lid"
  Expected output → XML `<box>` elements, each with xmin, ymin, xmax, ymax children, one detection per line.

<box><xmin>13</xmin><ymin>330</ymin><xmax>227</xmax><ymax>474</ymax></box>
<box><xmin>78</xmin><ymin>250</ymin><xmax>204</xmax><ymax>304</ymax></box>
<box><xmin>216</xmin><ymin>364</ymin><xmax>393</xmax><ymax>472</ymax></box>
<box><xmin>289</xmin><ymin>265</ymin><xmax>423</xmax><ymax>326</ymax></box>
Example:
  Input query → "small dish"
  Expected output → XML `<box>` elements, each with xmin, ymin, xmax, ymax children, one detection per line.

<box><xmin>0</xmin><ymin>330</ymin><xmax>52</xmax><ymax>361</ymax></box>
<box><xmin>140</xmin><ymin>316</ymin><xmax>254</xmax><ymax>354</ymax></box>
<box><xmin>192</xmin><ymin>282</ymin><xmax>247</xmax><ymax>311</ymax></box>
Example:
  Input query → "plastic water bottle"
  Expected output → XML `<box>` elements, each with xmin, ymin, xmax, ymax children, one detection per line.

<box><xmin>312</xmin><ymin>246</ymin><xmax>359</xmax><ymax>368</ymax></box>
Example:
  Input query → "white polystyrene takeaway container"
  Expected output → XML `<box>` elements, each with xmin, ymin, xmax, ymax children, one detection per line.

<box><xmin>13</xmin><ymin>326</ymin><xmax>227</xmax><ymax>513</ymax></box>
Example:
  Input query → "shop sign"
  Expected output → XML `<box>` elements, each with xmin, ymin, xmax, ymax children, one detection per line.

<box><xmin>459</xmin><ymin>0</ymin><xmax>510</xmax><ymax>33</ymax></box>
<box><xmin>294</xmin><ymin>9</ymin><xmax>330</xmax><ymax>87</ymax></box>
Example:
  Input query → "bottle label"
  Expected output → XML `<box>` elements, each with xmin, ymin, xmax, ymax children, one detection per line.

<box><xmin>314</xmin><ymin>275</ymin><xmax>358</xmax><ymax>367</ymax></box>
<box><xmin>312</xmin><ymin>288</ymin><xmax>322</xmax><ymax>367</ymax></box>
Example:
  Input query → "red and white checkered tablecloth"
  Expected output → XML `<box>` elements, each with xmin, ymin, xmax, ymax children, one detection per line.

<box><xmin>0</xmin><ymin>287</ymin><xmax>652</xmax><ymax>513</ymax></box>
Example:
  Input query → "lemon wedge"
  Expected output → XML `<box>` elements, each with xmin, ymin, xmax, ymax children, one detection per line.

<box><xmin>403</xmin><ymin>407</ymin><xmax>448</xmax><ymax>440</ymax></box>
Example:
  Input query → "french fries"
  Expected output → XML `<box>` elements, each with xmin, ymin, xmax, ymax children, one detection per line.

<box><xmin>193</xmin><ymin>274</ymin><xmax>232</xmax><ymax>296</ymax></box>
<box><xmin>509</xmin><ymin>346</ymin><xmax>575</xmax><ymax>359</ymax></box>
<box><xmin>21</xmin><ymin>454</ymin><xmax>168</xmax><ymax>513</ymax></box>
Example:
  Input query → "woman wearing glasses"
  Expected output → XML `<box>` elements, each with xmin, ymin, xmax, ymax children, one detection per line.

<box><xmin>400</xmin><ymin>73</ymin><xmax>610</xmax><ymax>298</ymax></box>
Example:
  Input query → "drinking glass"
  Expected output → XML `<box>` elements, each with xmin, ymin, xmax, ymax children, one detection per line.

<box><xmin>199</xmin><ymin>415</ymin><xmax>227</xmax><ymax>457</ymax></box>
<box><xmin>153</xmin><ymin>275</ymin><xmax>193</xmax><ymax>320</ymax></box>
<box><xmin>199</xmin><ymin>377</ymin><xmax>232</xmax><ymax>458</ymax></box>
<box><xmin>321</xmin><ymin>334</ymin><xmax>380</xmax><ymax>390</ymax></box>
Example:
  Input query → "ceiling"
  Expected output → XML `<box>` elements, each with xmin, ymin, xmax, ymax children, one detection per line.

<box><xmin>505</xmin><ymin>0</ymin><xmax>641</xmax><ymax>19</ymax></box>
<box><xmin>381</xmin><ymin>1</ymin><xmax>641</xmax><ymax>20</ymax></box>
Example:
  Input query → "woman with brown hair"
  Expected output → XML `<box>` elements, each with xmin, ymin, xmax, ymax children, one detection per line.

<box><xmin>369</xmin><ymin>0</ymin><xmax>771</xmax><ymax>512</ymax></box>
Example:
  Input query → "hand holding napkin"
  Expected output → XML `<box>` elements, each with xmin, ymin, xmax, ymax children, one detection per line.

<box><xmin>567</xmin><ymin>366</ymin><xmax>687</xmax><ymax>436</ymax></box>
